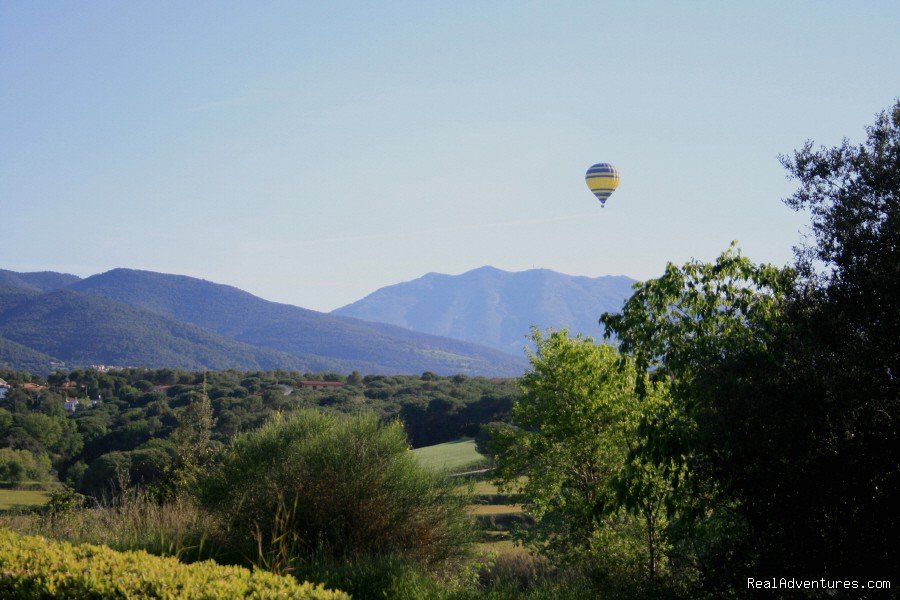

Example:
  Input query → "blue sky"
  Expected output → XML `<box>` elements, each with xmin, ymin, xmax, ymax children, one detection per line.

<box><xmin>2</xmin><ymin>2</ymin><xmax>898</xmax><ymax>311</ymax></box>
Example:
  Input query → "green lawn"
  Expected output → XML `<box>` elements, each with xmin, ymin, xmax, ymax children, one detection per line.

<box><xmin>0</xmin><ymin>489</ymin><xmax>50</xmax><ymax>512</ymax></box>
<box><xmin>411</xmin><ymin>438</ymin><xmax>488</xmax><ymax>474</ymax></box>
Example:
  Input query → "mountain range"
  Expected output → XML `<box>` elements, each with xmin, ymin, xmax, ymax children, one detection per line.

<box><xmin>0</xmin><ymin>268</ymin><xmax>525</xmax><ymax>376</ymax></box>
<box><xmin>333</xmin><ymin>266</ymin><xmax>636</xmax><ymax>355</ymax></box>
<box><xmin>0</xmin><ymin>266</ymin><xmax>636</xmax><ymax>376</ymax></box>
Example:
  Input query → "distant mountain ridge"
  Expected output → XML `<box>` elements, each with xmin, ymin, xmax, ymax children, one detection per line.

<box><xmin>0</xmin><ymin>269</ymin><xmax>81</xmax><ymax>293</ymax></box>
<box><xmin>332</xmin><ymin>266</ymin><xmax>637</xmax><ymax>355</ymax></box>
<box><xmin>0</xmin><ymin>268</ymin><xmax>526</xmax><ymax>376</ymax></box>
<box><xmin>0</xmin><ymin>287</ymin><xmax>328</xmax><ymax>372</ymax></box>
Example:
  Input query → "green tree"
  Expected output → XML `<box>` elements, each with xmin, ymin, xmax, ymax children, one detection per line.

<box><xmin>167</xmin><ymin>385</ymin><xmax>215</xmax><ymax>495</ymax></box>
<box><xmin>600</xmin><ymin>102</ymin><xmax>900</xmax><ymax>581</ymax></box>
<box><xmin>488</xmin><ymin>329</ymin><xmax>672</xmax><ymax>587</ymax></box>
<box><xmin>0</xmin><ymin>448</ymin><xmax>53</xmax><ymax>483</ymax></box>
<box><xmin>601</xmin><ymin>246</ymin><xmax>794</xmax><ymax>588</ymax></box>
<box><xmin>766</xmin><ymin>101</ymin><xmax>900</xmax><ymax>577</ymax></box>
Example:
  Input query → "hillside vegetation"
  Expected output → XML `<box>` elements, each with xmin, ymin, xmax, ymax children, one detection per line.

<box><xmin>68</xmin><ymin>268</ymin><xmax>527</xmax><ymax>375</ymax></box>
<box><xmin>0</xmin><ymin>335</ymin><xmax>59</xmax><ymax>375</ymax></box>
<box><xmin>0</xmin><ymin>368</ymin><xmax>518</xmax><ymax>498</ymax></box>
<box><xmin>0</xmin><ymin>290</ymin><xmax>322</xmax><ymax>372</ymax></box>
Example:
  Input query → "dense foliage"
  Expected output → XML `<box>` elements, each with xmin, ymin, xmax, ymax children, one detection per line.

<box><xmin>0</xmin><ymin>529</ymin><xmax>347</xmax><ymax>598</ymax></box>
<box><xmin>760</xmin><ymin>102</ymin><xmax>899</xmax><ymax>578</ymax></box>
<box><xmin>200</xmin><ymin>410</ymin><xmax>472</xmax><ymax>565</ymax></box>
<box><xmin>488</xmin><ymin>331</ymin><xmax>676</xmax><ymax>594</ymax></box>
<box><xmin>601</xmin><ymin>246</ymin><xmax>795</xmax><ymax>591</ymax></box>
<box><xmin>0</xmin><ymin>335</ymin><xmax>59</xmax><ymax>375</ymax></box>
<box><xmin>0</xmin><ymin>367</ymin><xmax>517</xmax><ymax>498</ymax></box>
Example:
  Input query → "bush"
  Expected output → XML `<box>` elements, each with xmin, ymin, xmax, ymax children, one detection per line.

<box><xmin>296</xmin><ymin>554</ymin><xmax>449</xmax><ymax>600</ymax></box>
<box><xmin>198</xmin><ymin>410</ymin><xmax>472</xmax><ymax>567</ymax></box>
<box><xmin>0</xmin><ymin>529</ymin><xmax>347</xmax><ymax>599</ymax></box>
<box><xmin>0</xmin><ymin>449</ymin><xmax>52</xmax><ymax>484</ymax></box>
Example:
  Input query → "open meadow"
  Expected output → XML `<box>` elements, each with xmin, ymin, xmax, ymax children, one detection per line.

<box><xmin>415</xmin><ymin>439</ymin><xmax>529</xmax><ymax>554</ymax></box>
<box><xmin>0</xmin><ymin>489</ymin><xmax>50</xmax><ymax>512</ymax></box>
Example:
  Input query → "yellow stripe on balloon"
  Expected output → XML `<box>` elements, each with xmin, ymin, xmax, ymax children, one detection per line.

<box><xmin>585</xmin><ymin>163</ymin><xmax>620</xmax><ymax>206</ymax></box>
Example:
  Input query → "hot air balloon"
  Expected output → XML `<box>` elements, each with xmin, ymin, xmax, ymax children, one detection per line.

<box><xmin>585</xmin><ymin>163</ymin><xmax>619</xmax><ymax>207</ymax></box>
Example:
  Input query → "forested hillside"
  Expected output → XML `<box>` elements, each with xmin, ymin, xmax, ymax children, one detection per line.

<box><xmin>0</xmin><ymin>336</ymin><xmax>60</xmax><ymax>374</ymax></box>
<box><xmin>0</xmin><ymin>270</ymin><xmax>81</xmax><ymax>293</ymax></box>
<box><xmin>0</xmin><ymin>290</ymin><xmax>336</xmax><ymax>372</ymax></box>
<box><xmin>0</xmin><ymin>367</ymin><xmax>518</xmax><ymax>496</ymax></box>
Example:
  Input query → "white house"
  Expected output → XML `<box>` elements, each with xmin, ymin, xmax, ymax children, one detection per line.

<box><xmin>0</xmin><ymin>378</ymin><xmax>9</xmax><ymax>399</ymax></box>
<box><xmin>64</xmin><ymin>398</ymin><xmax>80</xmax><ymax>412</ymax></box>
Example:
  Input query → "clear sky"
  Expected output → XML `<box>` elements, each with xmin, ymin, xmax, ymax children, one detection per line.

<box><xmin>2</xmin><ymin>2</ymin><xmax>898</xmax><ymax>312</ymax></box>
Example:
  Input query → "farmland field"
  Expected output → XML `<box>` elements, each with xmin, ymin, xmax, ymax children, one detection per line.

<box><xmin>468</xmin><ymin>503</ymin><xmax>523</xmax><ymax>516</ymax></box>
<box><xmin>412</xmin><ymin>438</ymin><xmax>488</xmax><ymax>473</ymax></box>
<box><xmin>414</xmin><ymin>439</ymin><xmax>529</xmax><ymax>553</ymax></box>
<box><xmin>0</xmin><ymin>489</ymin><xmax>50</xmax><ymax>512</ymax></box>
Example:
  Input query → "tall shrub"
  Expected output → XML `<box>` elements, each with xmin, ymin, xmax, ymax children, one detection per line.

<box><xmin>198</xmin><ymin>410</ymin><xmax>471</xmax><ymax>567</ymax></box>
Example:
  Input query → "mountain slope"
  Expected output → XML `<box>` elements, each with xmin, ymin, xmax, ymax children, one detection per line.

<box><xmin>0</xmin><ymin>269</ymin><xmax>81</xmax><ymax>292</ymax></box>
<box><xmin>0</xmin><ymin>284</ymin><xmax>42</xmax><ymax>314</ymax></box>
<box><xmin>0</xmin><ymin>289</ymin><xmax>348</xmax><ymax>372</ymax></box>
<box><xmin>67</xmin><ymin>269</ymin><xmax>526</xmax><ymax>376</ymax></box>
<box><xmin>0</xmin><ymin>334</ymin><xmax>62</xmax><ymax>374</ymax></box>
<box><xmin>332</xmin><ymin>266</ymin><xmax>637</xmax><ymax>355</ymax></box>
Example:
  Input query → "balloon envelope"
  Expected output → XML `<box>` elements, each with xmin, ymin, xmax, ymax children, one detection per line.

<box><xmin>585</xmin><ymin>163</ymin><xmax>620</xmax><ymax>206</ymax></box>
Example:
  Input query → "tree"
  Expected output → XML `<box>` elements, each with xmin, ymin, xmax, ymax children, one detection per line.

<box><xmin>772</xmin><ymin>101</ymin><xmax>900</xmax><ymax>577</ymax></box>
<box><xmin>601</xmin><ymin>102</ymin><xmax>900</xmax><ymax>581</ymax></box>
<box><xmin>166</xmin><ymin>384</ymin><xmax>215</xmax><ymax>495</ymax></box>
<box><xmin>0</xmin><ymin>448</ymin><xmax>53</xmax><ymax>483</ymax></box>
<box><xmin>601</xmin><ymin>247</ymin><xmax>796</xmax><ymax>587</ymax></box>
<box><xmin>487</xmin><ymin>329</ymin><xmax>672</xmax><ymax>587</ymax></box>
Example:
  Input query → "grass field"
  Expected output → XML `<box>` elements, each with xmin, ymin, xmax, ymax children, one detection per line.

<box><xmin>0</xmin><ymin>489</ymin><xmax>50</xmax><ymax>512</ymax></box>
<box><xmin>414</xmin><ymin>439</ymin><xmax>530</xmax><ymax>556</ymax></box>
<box><xmin>468</xmin><ymin>504</ymin><xmax>523</xmax><ymax>516</ymax></box>
<box><xmin>411</xmin><ymin>438</ymin><xmax>488</xmax><ymax>473</ymax></box>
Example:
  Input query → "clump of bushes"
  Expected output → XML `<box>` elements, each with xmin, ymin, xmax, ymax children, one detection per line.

<box><xmin>0</xmin><ymin>529</ymin><xmax>347</xmax><ymax>599</ymax></box>
<box><xmin>198</xmin><ymin>410</ymin><xmax>472</xmax><ymax>568</ymax></box>
<box><xmin>0</xmin><ymin>448</ymin><xmax>53</xmax><ymax>484</ymax></box>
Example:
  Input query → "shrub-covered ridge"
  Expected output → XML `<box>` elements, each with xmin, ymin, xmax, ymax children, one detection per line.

<box><xmin>0</xmin><ymin>528</ymin><xmax>347</xmax><ymax>599</ymax></box>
